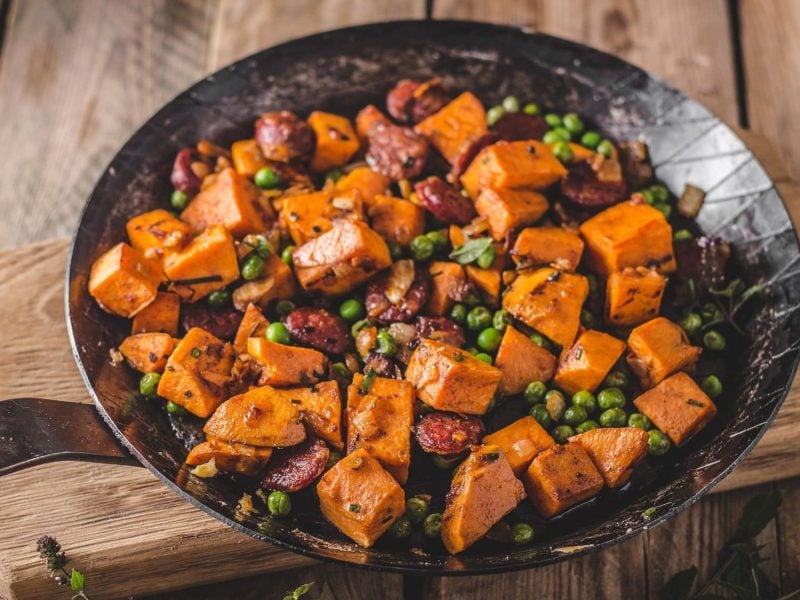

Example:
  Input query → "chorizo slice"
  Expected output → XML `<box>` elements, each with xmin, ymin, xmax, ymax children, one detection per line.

<box><xmin>254</xmin><ymin>111</ymin><xmax>315</xmax><ymax>162</ymax></box>
<box><xmin>171</xmin><ymin>147</ymin><xmax>205</xmax><ymax>196</ymax></box>
<box><xmin>261</xmin><ymin>438</ymin><xmax>330</xmax><ymax>492</ymax></box>
<box><xmin>491</xmin><ymin>113</ymin><xmax>548</xmax><ymax>142</ymax></box>
<box><xmin>180</xmin><ymin>302</ymin><xmax>242</xmax><ymax>340</ymax></box>
<box><xmin>414</xmin><ymin>176</ymin><xmax>477</xmax><ymax>225</ymax></box>
<box><xmin>282</xmin><ymin>307</ymin><xmax>351</xmax><ymax>355</ymax></box>
<box><xmin>560</xmin><ymin>161</ymin><xmax>628</xmax><ymax>209</ymax></box>
<box><xmin>415</xmin><ymin>316</ymin><xmax>466</xmax><ymax>348</ymax></box>
<box><xmin>365</xmin><ymin>268</ymin><xmax>431</xmax><ymax>324</ymax></box>
<box><xmin>448</xmin><ymin>132</ymin><xmax>499</xmax><ymax>180</ymax></box>
<box><xmin>414</xmin><ymin>412</ymin><xmax>484</xmax><ymax>455</ymax></box>
<box><xmin>365</xmin><ymin>124</ymin><xmax>429</xmax><ymax>181</ymax></box>
<box><xmin>386</xmin><ymin>78</ymin><xmax>451</xmax><ymax>124</ymax></box>
<box><xmin>363</xmin><ymin>351</ymin><xmax>403</xmax><ymax>379</ymax></box>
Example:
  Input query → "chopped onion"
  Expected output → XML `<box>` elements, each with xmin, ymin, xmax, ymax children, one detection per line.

<box><xmin>462</xmin><ymin>216</ymin><xmax>489</xmax><ymax>238</ymax></box>
<box><xmin>592</xmin><ymin>155</ymin><xmax>623</xmax><ymax>183</ymax></box>
<box><xmin>385</xmin><ymin>259</ymin><xmax>415</xmax><ymax>304</ymax></box>
<box><xmin>677</xmin><ymin>184</ymin><xmax>706</xmax><ymax>219</ymax></box>
<box><xmin>191</xmin><ymin>458</ymin><xmax>218</xmax><ymax>478</ymax></box>
<box><xmin>388</xmin><ymin>322</ymin><xmax>417</xmax><ymax>346</ymax></box>
<box><xmin>332</xmin><ymin>194</ymin><xmax>356</xmax><ymax>211</ymax></box>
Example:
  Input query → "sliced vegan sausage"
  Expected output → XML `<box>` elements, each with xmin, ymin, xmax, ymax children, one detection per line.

<box><xmin>181</xmin><ymin>302</ymin><xmax>242</xmax><ymax>340</ymax></box>
<box><xmin>414</xmin><ymin>412</ymin><xmax>484</xmax><ymax>455</ymax></box>
<box><xmin>560</xmin><ymin>161</ymin><xmax>628</xmax><ymax>209</ymax></box>
<box><xmin>254</xmin><ymin>111</ymin><xmax>315</xmax><ymax>162</ymax></box>
<box><xmin>365</xmin><ymin>268</ymin><xmax>431</xmax><ymax>324</ymax></box>
<box><xmin>282</xmin><ymin>307</ymin><xmax>351</xmax><ymax>355</ymax></box>
<box><xmin>414</xmin><ymin>176</ymin><xmax>477</xmax><ymax>225</ymax></box>
<box><xmin>261</xmin><ymin>438</ymin><xmax>330</xmax><ymax>492</ymax></box>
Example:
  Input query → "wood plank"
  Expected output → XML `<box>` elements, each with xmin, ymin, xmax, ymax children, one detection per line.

<box><xmin>776</xmin><ymin>477</ymin><xmax>800</xmax><ymax>592</ymax></box>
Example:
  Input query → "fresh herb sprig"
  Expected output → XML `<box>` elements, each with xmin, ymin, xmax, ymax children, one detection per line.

<box><xmin>679</xmin><ymin>277</ymin><xmax>762</xmax><ymax>335</ymax></box>
<box><xmin>283</xmin><ymin>582</ymin><xmax>314</xmax><ymax>599</ymax></box>
<box><xmin>35</xmin><ymin>535</ymin><xmax>89</xmax><ymax>599</ymax></box>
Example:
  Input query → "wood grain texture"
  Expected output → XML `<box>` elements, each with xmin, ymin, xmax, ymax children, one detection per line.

<box><xmin>776</xmin><ymin>477</ymin><xmax>800</xmax><ymax>592</ymax></box>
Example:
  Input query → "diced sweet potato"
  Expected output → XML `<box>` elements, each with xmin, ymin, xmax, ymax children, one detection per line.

<box><xmin>131</xmin><ymin>291</ymin><xmax>180</xmax><ymax>336</ymax></box>
<box><xmin>280</xmin><ymin>189</ymin><xmax>364</xmax><ymax>245</ymax></box>
<box><xmin>405</xmin><ymin>339</ymin><xmax>502</xmax><ymax>415</ymax></box>
<box><xmin>157</xmin><ymin>327</ymin><xmax>235</xmax><ymax>417</ymax></box>
<box><xmin>449</xmin><ymin>224</ymin><xmax>466</xmax><ymax>248</ymax></box>
<box><xmin>579</xmin><ymin>200</ymin><xmax>676</xmax><ymax>275</ymax></box>
<box><xmin>232</xmin><ymin>253</ymin><xmax>296</xmax><ymax>311</ymax></box>
<box><xmin>483</xmin><ymin>417</ymin><xmax>555</xmax><ymax>476</ymax></box>
<box><xmin>185</xmin><ymin>438</ymin><xmax>272</xmax><ymax>476</ymax></box>
<box><xmin>307</xmin><ymin>111</ymin><xmax>360</xmax><ymax>172</ymax></box>
<box><xmin>441</xmin><ymin>445</ymin><xmax>526</xmax><ymax>554</ymax></box>
<box><xmin>292</xmin><ymin>220</ymin><xmax>392</xmax><ymax>296</ymax></box>
<box><xmin>523</xmin><ymin>442</ymin><xmax>604</xmax><ymax>517</ymax></box>
<box><xmin>569</xmin><ymin>427</ymin><xmax>648</xmax><ymax>488</ymax></box>
<box><xmin>368</xmin><ymin>194</ymin><xmax>425</xmax><ymax>246</ymax></box>
<box><xmin>568</xmin><ymin>143</ymin><xmax>596</xmax><ymax>162</ymax></box>
<box><xmin>494</xmin><ymin>325</ymin><xmax>558</xmax><ymax>396</ymax></box>
<box><xmin>181</xmin><ymin>168</ymin><xmax>267</xmax><ymax>237</ymax></box>
<box><xmin>231</xmin><ymin>139</ymin><xmax>267</xmax><ymax>177</ymax></box>
<box><xmin>119</xmin><ymin>332</ymin><xmax>175</xmax><ymax>373</ymax></box>
<box><xmin>335</xmin><ymin>166</ymin><xmax>390</xmax><ymax>208</ymax></box>
<box><xmin>415</xmin><ymin>92</ymin><xmax>488</xmax><ymax>164</ymax></box>
<box><xmin>605</xmin><ymin>266</ymin><xmax>667</xmax><ymax>327</ymax></box>
<box><xmin>465</xmin><ymin>264</ymin><xmax>502</xmax><ymax>306</ymax></box>
<box><xmin>203</xmin><ymin>384</ymin><xmax>306</xmax><ymax>447</ymax></box>
<box><xmin>347</xmin><ymin>373</ymin><xmax>415</xmax><ymax>483</ymax></box>
<box><xmin>553</xmin><ymin>330</ymin><xmax>627</xmax><ymax>395</ymax></box>
<box><xmin>89</xmin><ymin>242</ymin><xmax>162</xmax><ymax>317</ymax></box>
<box><xmin>460</xmin><ymin>140</ymin><xmax>567</xmax><ymax>198</ymax></box>
<box><xmin>278</xmin><ymin>380</ymin><xmax>343</xmax><ymax>450</ymax></box>
<box><xmin>511</xmin><ymin>227</ymin><xmax>585</xmax><ymax>272</ymax></box>
<box><xmin>165</xmin><ymin>225</ymin><xmax>240</xmax><ymax>302</ymax></box>
<box><xmin>126</xmin><ymin>209</ymin><xmax>191</xmax><ymax>259</ymax></box>
<box><xmin>474</xmin><ymin>188</ymin><xmax>548</xmax><ymax>241</ymax></box>
<box><xmin>626</xmin><ymin>317</ymin><xmax>702</xmax><ymax>388</ymax></box>
<box><xmin>233</xmin><ymin>303</ymin><xmax>269</xmax><ymax>355</ymax></box>
<box><xmin>247</xmin><ymin>337</ymin><xmax>328</xmax><ymax>387</ymax></box>
<box><xmin>426</xmin><ymin>261</ymin><xmax>467</xmax><ymax>316</ymax></box>
<box><xmin>317</xmin><ymin>448</ymin><xmax>406</xmax><ymax>547</ymax></box>
<box><xmin>502</xmin><ymin>268</ymin><xmax>589</xmax><ymax>349</ymax></box>
<box><xmin>633</xmin><ymin>372</ymin><xmax>717</xmax><ymax>445</ymax></box>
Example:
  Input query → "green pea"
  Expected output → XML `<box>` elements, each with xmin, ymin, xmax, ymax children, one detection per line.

<box><xmin>598</xmin><ymin>387</ymin><xmax>626</xmax><ymax>410</ymax></box>
<box><xmin>523</xmin><ymin>102</ymin><xmax>540</xmax><ymax>115</ymax></box>
<box><xmin>267</xmin><ymin>490</ymin><xmax>291</xmax><ymax>516</ymax></box>
<box><xmin>679</xmin><ymin>312</ymin><xmax>703</xmax><ymax>336</ymax></box>
<box><xmin>653</xmin><ymin>202</ymin><xmax>672</xmax><ymax>219</ymax></box>
<box><xmin>640</xmin><ymin>189</ymin><xmax>655</xmax><ymax>205</ymax></box>
<box><xmin>474</xmin><ymin>352</ymin><xmax>493</xmax><ymax>365</ymax></box>
<box><xmin>701</xmin><ymin>375</ymin><xmax>723</xmax><ymax>398</ymax></box>
<box><xmin>139</xmin><ymin>372</ymin><xmax>161</xmax><ymax>398</ymax></box>
<box><xmin>599</xmin><ymin>407</ymin><xmax>627</xmax><ymax>427</ymax></box>
<box><xmin>376</xmin><ymin>330</ymin><xmax>397</xmax><ymax>356</ymax></box>
<box><xmin>426</xmin><ymin>230</ymin><xmax>449</xmax><ymax>252</ymax></box>
<box><xmin>530</xmin><ymin>403</ymin><xmax>552</xmax><ymax>427</ymax></box>
<box><xmin>647</xmin><ymin>429</ymin><xmax>671</xmax><ymax>456</ymax></box>
<box><xmin>170</xmin><ymin>189</ymin><xmax>189</xmax><ymax>210</ymax></box>
<box><xmin>596</xmin><ymin>139</ymin><xmax>614</xmax><ymax>158</ymax></box>
<box><xmin>580</xmin><ymin>308</ymin><xmax>596</xmax><ymax>329</ymax></box>
<box><xmin>544</xmin><ymin>113</ymin><xmax>562</xmax><ymax>127</ymax></box>
<box><xmin>165</xmin><ymin>400</ymin><xmax>186</xmax><ymax>415</ymax></box>
<box><xmin>575</xmin><ymin>420</ymin><xmax>599</xmax><ymax>434</ymax></box>
<box><xmin>562</xmin><ymin>113</ymin><xmax>584</xmax><ymax>134</ymax></box>
<box><xmin>350</xmin><ymin>318</ymin><xmax>370</xmax><ymax>339</ymax></box>
<box><xmin>339</xmin><ymin>299</ymin><xmax>365</xmax><ymax>322</ymax></box>
<box><xmin>552</xmin><ymin>425</ymin><xmax>575</xmax><ymax>444</ymax></box>
<box><xmin>603</xmin><ymin>370</ymin><xmax>629</xmax><ymax>389</ymax></box>
<box><xmin>701</xmin><ymin>302</ymin><xmax>725</xmax><ymax>324</ymax></box>
<box><xmin>487</xmin><ymin>105</ymin><xmax>505</xmax><ymax>127</ymax></box>
<box><xmin>650</xmin><ymin>184</ymin><xmax>669</xmax><ymax>203</ymax></box>
<box><xmin>673</xmin><ymin>229</ymin><xmax>693</xmax><ymax>242</ymax></box>
<box><xmin>450</xmin><ymin>303</ymin><xmax>467</xmax><ymax>324</ymax></box>
<box><xmin>572</xmin><ymin>390</ymin><xmax>597</xmax><ymax>413</ymax></box>
<box><xmin>280</xmin><ymin>245</ymin><xmax>295</xmax><ymax>266</ymax></box>
<box><xmin>545</xmin><ymin>389</ymin><xmax>567</xmax><ymax>422</ymax></box>
<box><xmin>704</xmin><ymin>330</ymin><xmax>726</xmax><ymax>351</ymax></box>
<box><xmin>405</xmin><ymin>497</ymin><xmax>430</xmax><ymax>524</ymax></box>
<box><xmin>423</xmin><ymin>513</ymin><xmax>444</xmax><ymax>538</ymax></box>
<box><xmin>542</xmin><ymin>131</ymin><xmax>562</xmax><ymax>144</ymax></box>
<box><xmin>245</xmin><ymin>234</ymin><xmax>272</xmax><ymax>258</ymax></box>
<box><xmin>326</xmin><ymin>449</ymin><xmax>343</xmax><ymax>470</ymax></box>
<box><xmin>254</xmin><ymin>166</ymin><xmax>280</xmax><ymax>189</ymax></box>
<box><xmin>477</xmin><ymin>327</ymin><xmax>503</xmax><ymax>353</ymax></box>
<box><xmin>324</xmin><ymin>168</ymin><xmax>343</xmax><ymax>182</ymax></box>
<box><xmin>266</xmin><ymin>322</ymin><xmax>291</xmax><ymax>345</ymax></box>
<box><xmin>502</xmin><ymin>96</ymin><xmax>520</xmax><ymax>113</ymax></box>
<box><xmin>552</xmin><ymin>141</ymin><xmax>574</xmax><ymax>163</ymax></box>
<box><xmin>524</xmin><ymin>381</ymin><xmax>547</xmax><ymax>405</ymax></box>
<box><xmin>580</xmin><ymin>131</ymin><xmax>601</xmax><ymax>149</ymax></box>
<box><xmin>551</xmin><ymin>127</ymin><xmax>572</xmax><ymax>141</ymax></box>
<box><xmin>628</xmin><ymin>413</ymin><xmax>652</xmax><ymax>430</ymax></box>
<box><xmin>387</xmin><ymin>241</ymin><xmax>403</xmax><ymax>260</ymax></box>
<box><xmin>476</xmin><ymin>246</ymin><xmax>495</xmax><ymax>269</ymax></box>
<box><xmin>464</xmin><ymin>293</ymin><xmax>481</xmax><ymax>307</ymax></box>
<box><xmin>331</xmin><ymin>362</ymin><xmax>352</xmax><ymax>386</ymax></box>
<box><xmin>241</xmin><ymin>254</ymin><xmax>265</xmax><ymax>281</ymax></box>
<box><xmin>466</xmin><ymin>306</ymin><xmax>492</xmax><ymax>331</ymax></box>
<box><xmin>489</xmin><ymin>310</ymin><xmax>508</xmax><ymax>332</ymax></box>
<box><xmin>529</xmin><ymin>332</ymin><xmax>546</xmax><ymax>347</ymax></box>
<box><xmin>511</xmin><ymin>522</ymin><xmax>534</xmax><ymax>545</ymax></box>
<box><xmin>563</xmin><ymin>405</ymin><xmax>588</xmax><ymax>426</ymax></box>
<box><xmin>410</xmin><ymin>235</ymin><xmax>435</xmax><ymax>261</ymax></box>
<box><xmin>207</xmin><ymin>289</ymin><xmax>230</xmax><ymax>308</ymax></box>
<box><xmin>275</xmin><ymin>299</ymin><xmax>296</xmax><ymax>317</ymax></box>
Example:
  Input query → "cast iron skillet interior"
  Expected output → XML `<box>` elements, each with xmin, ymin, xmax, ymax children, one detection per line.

<box><xmin>66</xmin><ymin>20</ymin><xmax>800</xmax><ymax>574</ymax></box>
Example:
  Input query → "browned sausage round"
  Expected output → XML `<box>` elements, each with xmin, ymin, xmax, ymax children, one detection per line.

<box><xmin>415</xmin><ymin>316</ymin><xmax>466</xmax><ymax>348</ymax></box>
<box><xmin>449</xmin><ymin>132</ymin><xmax>499</xmax><ymax>180</ymax></box>
<box><xmin>414</xmin><ymin>176</ymin><xmax>477</xmax><ymax>225</ymax></box>
<box><xmin>560</xmin><ymin>161</ymin><xmax>628</xmax><ymax>209</ymax></box>
<box><xmin>364</xmin><ymin>269</ymin><xmax>431</xmax><ymax>324</ymax></box>
<box><xmin>254</xmin><ymin>111</ymin><xmax>315</xmax><ymax>162</ymax></box>
<box><xmin>414</xmin><ymin>412</ymin><xmax>484</xmax><ymax>455</ymax></box>
<box><xmin>363</xmin><ymin>351</ymin><xmax>403</xmax><ymax>379</ymax></box>
<box><xmin>171</xmin><ymin>147</ymin><xmax>203</xmax><ymax>196</ymax></box>
<box><xmin>261</xmin><ymin>438</ymin><xmax>329</xmax><ymax>492</ymax></box>
<box><xmin>409</xmin><ymin>80</ymin><xmax>451</xmax><ymax>123</ymax></box>
<box><xmin>491</xmin><ymin>113</ymin><xmax>548</xmax><ymax>142</ymax></box>
<box><xmin>386</xmin><ymin>79</ymin><xmax>420</xmax><ymax>122</ymax></box>
<box><xmin>282</xmin><ymin>307</ymin><xmax>351</xmax><ymax>355</ymax></box>
<box><xmin>181</xmin><ymin>302</ymin><xmax>242</xmax><ymax>340</ymax></box>
<box><xmin>365</xmin><ymin>124</ymin><xmax>429</xmax><ymax>181</ymax></box>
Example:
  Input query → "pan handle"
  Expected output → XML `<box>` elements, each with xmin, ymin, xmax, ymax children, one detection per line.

<box><xmin>0</xmin><ymin>398</ymin><xmax>137</xmax><ymax>476</ymax></box>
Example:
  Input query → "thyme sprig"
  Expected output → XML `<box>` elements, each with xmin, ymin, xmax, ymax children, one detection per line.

<box><xmin>35</xmin><ymin>535</ymin><xmax>89</xmax><ymax>599</ymax></box>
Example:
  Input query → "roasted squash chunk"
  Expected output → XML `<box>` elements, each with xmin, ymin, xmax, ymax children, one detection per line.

<box><xmin>511</xmin><ymin>227</ymin><xmax>585</xmax><ymax>272</ymax></box>
<box><xmin>230</xmin><ymin>138</ymin><xmax>267</xmax><ymax>177</ymax></box>
<box><xmin>247</xmin><ymin>337</ymin><xmax>328</xmax><ymax>387</ymax></box>
<box><xmin>164</xmin><ymin>225</ymin><xmax>240</xmax><ymax>302</ymax></box>
<box><xmin>233</xmin><ymin>303</ymin><xmax>269</xmax><ymax>355</ymax></box>
<box><xmin>441</xmin><ymin>445</ymin><xmax>526</xmax><ymax>554</ymax></box>
<box><xmin>181</xmin><ymin>168</ymin><xmax>267</xmax><ymax>237</ymax></box>
<box><xmin>119</xmin><ymin>332</ymin><xmax>175</xmax><ymax>373</ymax></box>
<box><xmin>415</xmin><ymin>92</ymin><xmax>488</xmax><ymax>164</ymax></box>
<box><xmin>502</xmin><ymin>268</ymin><xmax>589</xmax><ymax>349</ymax></box>
<box><xmin>523</xmin><ymin>442</ymin><xmax>604</xmax><ymax>517</ymax></box>
<box><xmin>579</xmin><ymin>199</ymin><xmax>676</xmax><ymax>275</ymax></box>
<box><xmin>474</xmin><ymin>188</ymin><xmax>548</xmax><ymax>241</ymax></box>
<box><xmin>279</xmin><ymin>380</ymin><xmax>343</xmax><ymax>450</ymax></box>
<box><xmin>346</xmin><ymin>373</ymin><xmax>415</xmax><ymax>483</ymax></box>
<box><xmin>307</xmin><ymin>111</ymin><xmax>360</xmax><ymax>172</ymax></box>
<box><xmin>426</xmin><ymin>261</ymin><xmax>468</xmax><ymax>316</ymax></box>
<box><xmin>89</xmin><ymin>242</ymin><xmax>162</xmax><ymax>318</ymax></box>
<box><xmin>231</xmin><ymin>253</ymin><xmax>296</xmax><ymax>311</ymax></box>
<box><xmin>460</xmin><ymin>140</ymin><xmax>567</xmax><ymax>198</ymax></box>
<box><xmin>280</xmin><ymin>189</ymin><xmax>363</xmax><ymax>245</ymax></box>
<box><xmin>292</xmin><ymin>220</ymin><xmax>392</xmax><ymax>296</ymax></box>
<box><xmin>553</xmin><ymin>330</ymin><xmax>627</xmax><ymax>395</ymax></box>
<box><xmin>126</xmin><ymin>209</ymin><xmax>191</xmax><ymax>259</ymax></box>
<box><xmin>157</xmin><ymin>327</ymin><xmax>235</xmax><ymax>418</ymax></box>
<box><xmin>626</xmin><ymin>317</ymin><xmax>702</xmax><ymax>388</ymax></box>
<box><xmin>203</xmin><ymin>384</ymin><xmax>306</xmax><ymax>447</ymax></box>
<box><xmin>494</xmin><ymin>325</ymin><xmax>558</xmax><ymax>396</ymax></box>
<box><xmin>131</xmin><ymin>291</ymin><xmax>180</xmax><ymax>336</ymax></box>
<box><xmin>335</xmin><ymin>166</ymin><xmax>390</xmax><ymax>208</ymax></box>
<box><xmin>405</xmin><ymin>339</ymin><xmax>502</xmax><ymax>415</ymax></box>
<box><xmin>483</xmin><ymin>416</ymin><xmax>555</xmax><ymax>476</ymax></box>
<box><xmin>317</xmin><ymin>448</ymin><xmax>406</xmax><ymax>547</ymax></box>
<box><xmin>605</xmin><ymin>266</ymin><xmax>667</xmax><ymax>327</ymax></box>
<box><xmin>465</xmin><ymin>264</ymin><xmax>502</xmax><ymax>306</ymax></box>
<box><xmin>569</xmin><ymin>427</ymin><xmax>648</xmax><ymax>488</ymax></box>
<box><xmin>185</xmin><ymin>438</ymin><xmax>272</xmax><ymax>476</ymax></box>
<box><xmin>633</xmin><ymin>372</ymin><xmax>717</xmax><ymax>445</ymax></box>
<box><xmin>368</xmin><ymin>195</ymin><xmax>425</xmax><ymax>246</ymax></box>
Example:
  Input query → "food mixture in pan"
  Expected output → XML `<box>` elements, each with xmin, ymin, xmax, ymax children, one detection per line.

<box><xmin>89</xmin><ymin>77</ymin><xmax>750</xmax><ymax>553</ymax></box>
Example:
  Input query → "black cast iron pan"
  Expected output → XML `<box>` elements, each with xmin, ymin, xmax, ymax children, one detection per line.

<box><xmin>2</xmin><ymin>20</ymin><xmax>800</xmax><ymax>574</ymax></box>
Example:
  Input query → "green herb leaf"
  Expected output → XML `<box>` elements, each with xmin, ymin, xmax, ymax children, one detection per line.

<box><xmin>709</xmin><ymin>278</ymin><xmax>744</xmax><ymax>300</ymax></box>
<box><xmin>285</xmin><ymin>582</ymin><xmax>314</xmax><ymax>599</ymax></box>
<box><xmin>359</xmin><ymin>368</ymin><xmax>377</xmax><ymax>395</ymax></box>
<box><xmin>731</xmin><ymin>490</ymin><xmax>782</xmax><ymax>542</ymax></box>
<box><xmin>659</xmin><ymin>566</ymin><xmax>697</xmax><ymax>600</ymax></box>
<box><xmin>70</xmin><ymin>569</ymin><xmax>85</xmax><ymax>592</ymax></box>
<box><xmin>449</xmin><ymin>237</ymin><xmax>493</xmax><ymax>265</ymax></box>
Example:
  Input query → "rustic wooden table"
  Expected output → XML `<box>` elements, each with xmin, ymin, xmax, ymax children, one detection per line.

<box><xmin>1</xmin><ymin>1</ymin><xmax>799</xmax><ymax>598</ymax></box>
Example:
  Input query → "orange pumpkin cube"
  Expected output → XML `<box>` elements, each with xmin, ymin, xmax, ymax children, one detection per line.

<box><xmin>494</xmin><ymin>325</ymin><xmax>558</xmax><ymax>395</ymax></box>
<box><xmin>280</xmin><ymin>189</ymin><xmax>363</xmax><ymax>245</ymax></box>
<box><xmin>307</xmin><ymin>111</ymin><xmax>360</xmax><ymax>172</ymax></box>
<box><xmin>627</xmin><ymin>317</ymin><xmax>702</xmax><ymax>388</ymax></box>
<box><xmin>368</xmin><ymin>195</ymin><xmax>425</xmax><ymax>246</ymax></box>
<box><xmin>246</xmin><ymin>337</ymin><xmax>328</xmax><ymax>387</ymax></box>
<box><xmin>474</xmin><ymin>188</ymin><xmax>549</xmax><ymax>241</ymax></box>
<box><xmin>483</xmin><ymin>416</ymin><xmax>555</xmax><ymax>476</ymax></box>
<box><xmin>233</xmin><ymin>303</ymin><xmax>269</xmax><ymax>355</ymax></box>
<box><xmin>185</xmin><ymin>438</ymin><xmax>272</xmax><ymax>476</ymax></box>
<box><xmin>126</xmin><ymin>209</ymin><xmax>192</xmax><ymax>260</ymax></box>
<box><xmin>605</xmin><ymin>266</ymin><xmax>667</xmax><ymax>327</ymax></box>
<box><xmin>278</xmin><ymin>380</ymin><xmax>343</xmax><ymax>450</ymax></box>
<box><xmin>230</xmin><ymin>139</ymin><xmax>267</xmax><ymax>177</ymax></box>
<box><xmin>119</xmin><ymin>332</ymin><xmax>175</xmax><ymax>373</ymax></box>
<box><xmin>465</xmin><ymin>264</ymin><xmax>502</xmax><ymax>306</ymax></box>
<box><xmin>131</xmin><ymin>291</ymin><xmax>181</xmax><ymax>336</ymax></box>
<box><xmin>553</xmin><ymin>330</ymin><xmax>627</xmax><ymax>395</ymax></box>
<box><xmin>89</xmin><ymin>242</ymin><xmax>162</xmax><ymax>317</ymax></box>
<box><xmin>511</xmin><ymin>227</ymin><xmax>585</xmax><ymax>272</ymax></box>
<box><xmin>569</xmin><ymin>427</ymin><xmax>649</xmax><ymax>488</ymax></box>
<box><xmin>164</xmin><ymin>225</ymin><xmax>240</xmax><ymax>302</ymax></box>
<box><xmin>426</xmin><ymin>261</ymin><xmax>468</xmax><ymax>316</ymax></box>
<box><xmin>335</xmin><ymin>166</ymin><xmax>390</xmax><ymax>208</ymax></box>
<box><xmin>415</xmin><ymin>92</ymin><xmax>488</xmax><ymax>164</ymax></box>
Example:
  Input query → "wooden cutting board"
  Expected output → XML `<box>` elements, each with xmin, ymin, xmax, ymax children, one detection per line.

<box><xmin>0</xmin><ymin>130</ymin><xmax>798</xmax><ymax>600</ymax></box>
